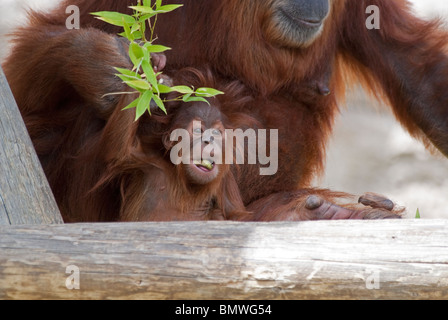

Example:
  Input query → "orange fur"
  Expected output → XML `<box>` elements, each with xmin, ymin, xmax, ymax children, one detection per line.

<box><xmin>3</xmin><ymin>0</ymin><xmax>446</xmax><ymax>221</ymax></box>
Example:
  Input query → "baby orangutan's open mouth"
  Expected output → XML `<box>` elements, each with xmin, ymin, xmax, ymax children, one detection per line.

<box><xmin>193</xmin><ymin>159</ymin><xmax>215</xmax><ymax>172</ymax></box>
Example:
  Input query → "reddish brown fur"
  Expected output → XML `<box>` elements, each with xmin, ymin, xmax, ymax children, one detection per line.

<box><xmin>117</xmin><ymin>69</ymin><xmax>251</xmax><ymax>221</ymax></box>
<box><xmin>3</xmin><ymin>0</ymin><xmax>447</xmax><ymax>221</ymax></box>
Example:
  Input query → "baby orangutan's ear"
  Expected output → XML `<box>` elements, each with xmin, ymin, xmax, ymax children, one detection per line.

<box><xmin>162</xmin><ymin>132</ymin><xmax>174</xmax><ymax>151</ymax></box>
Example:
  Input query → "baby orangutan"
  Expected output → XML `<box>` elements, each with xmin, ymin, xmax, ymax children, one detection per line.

<box><xmin>119</xmin><ymin>99</ymin><xmax>249</xmax><ymax>221</ymax></box>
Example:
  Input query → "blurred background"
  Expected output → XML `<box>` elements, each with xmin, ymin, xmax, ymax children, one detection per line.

<box><xmin>0</xmin><ymin>0</ymin><xmax>447</xmax><ymax>218</ymax></box>
<box><xmin>322</xmin><ymin>0</ymin><xmax>448</xmax><ymax>219</ymax></box>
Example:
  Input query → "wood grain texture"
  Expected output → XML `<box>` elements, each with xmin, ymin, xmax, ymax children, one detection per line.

<box><xmin>0</xmin><ymin>67</ymin><xmax>63</xmax><ymax>225</ymax></box>
<box><xmin>1</xmin><ymin>219</ymin><xmax>447</xmax><ymax>300</ymax></box>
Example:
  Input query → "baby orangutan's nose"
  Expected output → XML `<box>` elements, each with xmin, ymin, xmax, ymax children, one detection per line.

<box><xmin>203</xmin><ymin>133</ymin><xmax>214</xmax><ymax>144</ymax></box>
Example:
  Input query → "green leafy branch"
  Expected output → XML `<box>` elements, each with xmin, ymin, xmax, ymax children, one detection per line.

<box><xmin>92</xmin><ymin>0</ymin><xmax>223</xmax><ymax>120</ymax></box>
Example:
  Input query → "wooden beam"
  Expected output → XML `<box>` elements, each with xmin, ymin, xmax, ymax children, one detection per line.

<box><xmin>1</xmin><ymin>219</ymin><xmax>447</xmax><ymax>300</ymax></box>
<box><xmin>0</xmin><ymin>67</ymin><xmax>63</xmax><ymax>225</ymax></box>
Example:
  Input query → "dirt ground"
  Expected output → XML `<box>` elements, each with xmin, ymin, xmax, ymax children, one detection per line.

<box><xmin>1</xmin><ymin>0</ymin><xmax>447</xmax><ymax>218</ymax></box>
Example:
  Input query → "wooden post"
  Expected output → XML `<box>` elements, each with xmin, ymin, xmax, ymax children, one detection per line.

<box><xmin>0</xmin><ymin>219</ymin><xmax>447</xmax><ymax>300</ymax></box>
<box><xmin>0</xmin><ymin>67</ymin><xmax>63</xmax><ymax>225</ymax></box>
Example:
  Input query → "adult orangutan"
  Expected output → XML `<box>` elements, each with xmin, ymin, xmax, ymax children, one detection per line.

<box><xmin>4</xmin><ymin>0</ymin><xmax>447</xmax><ymax>221</ymax></box>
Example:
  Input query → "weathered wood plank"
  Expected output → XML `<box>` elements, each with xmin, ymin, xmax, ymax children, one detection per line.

<box><xmin>0</xmin><ymin>67</ymin><xmax>63</xmax><ymax>225</ymax></box>
<box><xmin>0</xmin><ymin>219</ymin><xmax>447</xmax><ymax>300</ymax></box>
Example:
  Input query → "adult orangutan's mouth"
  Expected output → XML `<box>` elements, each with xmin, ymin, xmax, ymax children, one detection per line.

<box><xmin>279</xmin><ymin>8</ymin><xmax>323</xmax><ymax>29</ymax></box>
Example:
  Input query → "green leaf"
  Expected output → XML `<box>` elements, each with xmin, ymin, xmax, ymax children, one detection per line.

<box><xmin>122</xmin><ymin>18</ymin><xmax>133</xmax><ymax>41</ymax></box>
<box><xmin>195</xmin><ymin>87</ymin><xmax>224</xmax><ymax>97</ymax></box>
<box><xmin>131</xmin><ymin>22</ymin><xmax>140</xmax><ymax>34</ymax></box>
<box><xmin>141</xmin><ymin>60</ymin><xmax>158</xmax><ymax>93</ymax></box>
<box><xmin>155</xmin><ymin>0</ymin><xmax>162</xmax><ymax>9</ymax></box>
<box><xmin>129</xmin><ymin>42</ymin><xmax>144</xmax><ymax>66</ymax></box>
<box><xmin>130</xmin><ymin>42</ymin><xmax>144</xmax><ymax>59</ymax></box>
<box><xmin>116</xmin><ymin>74</ymin><xmax>141</xmax><ymax>83</ymax></box>
<box><xmin>124</xmin><ymin>80</ymin><xmax>151</xmax><ymax>91</ymax></box>
<box><xmin>130</xmin><ymin>4</ymin><xmax>182</xmax><ymax>15</ymax></box>
<box><xmin>183</xmin><ymin>96</ymin><xmax>210</xmax><ymax>104</ymax></box>
<box><xmin>114</xmin><ymin>67</ymin><xmax>140</xmax><ymax>78</ymax></box>
<box><xmin>129</xmin><ymin>6</ymin><xmax>156</xmax><ymax>14</ymax></box>
<box><xmin>136</xmin><ymin>90</ymin><xmax>154</xmax><ymax>120</ymax></box>
<box><xmin>139</xmin><ymin>14</ymin><xmax>154</xmax><ymax>22</ymax></box>
<box><xmin>152</xmin><ymin>94</ymin><xmax>167</xmax><ymax>114</ymax></box>
<box><xmin>144</xmin><ymin>44</ymin><xmax>171</xmax><ymax>53</ymax></box>
<box><xmin>157</xmin><ymin>84</ymin><xmax>175</xmax><ymax>94</ymax></box>
<box><xmin>157</xmin><ymin>4</ymin><xmax>183</xmax><ymax>13</ymax></box>
<box><xmin>132</xmin><ymin>31</ymin><xmax>143</xmax><ymax>40</ymax></box>
<box><xmin>171</xmin><ymin>85</ymin><xmax>194</xmax><ymax>94</ymax></box>
<box><xmin>122</xmin><ymin>97</ymin><xmax>140</xmax><ymax>111</ymax></box>
<box><xmin>91</xmin><ymin>11</ymin><xmax>135</xmax><ymax>27</ymax></box>
<box><xmin>182</xmin><ymin>93</ymin><xmax>192</xmax><ymax>102</ymax></box>
<box><xmin>140</xmin><ymin>19</ymin><xmax>146</xmax><ymax>36</ymax></box>
<box><xmin>142</xmin><ymin>46</ymin><xmax>150</xmax><ymax>63</ymax></box>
